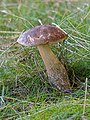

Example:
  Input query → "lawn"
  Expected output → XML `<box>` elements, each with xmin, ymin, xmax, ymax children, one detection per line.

<box><xmin>0</xmin><ymin>0</ymin><xmax>90</xmax><ymax>119</ymax></box>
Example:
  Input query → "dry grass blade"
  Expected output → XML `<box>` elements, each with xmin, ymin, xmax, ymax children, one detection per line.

<box><xmin>0</xmin><ymin>42</ymin><xmax>17</xmax><ymax>57</ymax></box>
<box><xmin>81</xmin><ymin>78</ymin><xmax>88</xmax><ymax>120</ymax></box>
<box><xmin>0</xmin><ymin>31</ymin><xmax>21</xmax><ymax>34</ymax></box>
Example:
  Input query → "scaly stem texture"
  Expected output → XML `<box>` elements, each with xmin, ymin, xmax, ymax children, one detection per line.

<box><xmin>37</xmin><ymin>44</ymin><xmax>70</xmax><ymax>91</ymax></box>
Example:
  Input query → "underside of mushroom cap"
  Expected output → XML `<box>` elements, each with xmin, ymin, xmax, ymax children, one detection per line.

<box><xmin>17</xmin><ymin>24</ymin><xmax>68</xmax><ymax>46</ymax></box>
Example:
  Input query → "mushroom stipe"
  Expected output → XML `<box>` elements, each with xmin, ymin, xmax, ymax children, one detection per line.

<box><xmin>17</xmin><ymin>24</ymin><xmax>71</xmax><ymax>92</ymax></box>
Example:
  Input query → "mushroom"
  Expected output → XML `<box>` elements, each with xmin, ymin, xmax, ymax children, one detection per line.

<box><xmin>17</xmin><ymin>24</ymin><xmax>71</xmax><ymax>91</ymax></box>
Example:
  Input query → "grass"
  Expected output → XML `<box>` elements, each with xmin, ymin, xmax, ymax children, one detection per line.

<box><xmin>0</xmin><ymin>0</ymin><xmax>90</xmax><ymax>119</ymax></box>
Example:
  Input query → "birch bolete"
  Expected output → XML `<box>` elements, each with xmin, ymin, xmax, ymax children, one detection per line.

<box><xmin>17</xmin><ymin>25</ymin><xmax>71</xmax><ymax>92</ymax></box>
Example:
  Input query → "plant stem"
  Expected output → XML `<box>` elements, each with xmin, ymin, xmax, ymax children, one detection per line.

<box><xmin>37</xmin><ymin>44</ymin><xmax>71</xmax><ymax>91</ymax></box>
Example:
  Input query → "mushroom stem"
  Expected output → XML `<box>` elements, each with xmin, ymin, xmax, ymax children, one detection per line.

<box><xmin>37</xmin><ymin>44</ymin><xmax>71</xmax><ymax>91</ymax></box>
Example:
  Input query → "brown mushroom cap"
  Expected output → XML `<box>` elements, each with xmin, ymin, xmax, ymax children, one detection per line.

<box><xmin>17</xmin><ymin>24</ymin><xmax>68</xmax><ymax>46</ymax></box>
